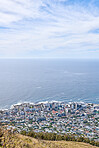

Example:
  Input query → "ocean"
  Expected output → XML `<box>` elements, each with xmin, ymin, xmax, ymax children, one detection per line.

<box><xmin>0</xmin><ymin>58</ymin><xmax>99</xmax><ymax>109</ymax></box>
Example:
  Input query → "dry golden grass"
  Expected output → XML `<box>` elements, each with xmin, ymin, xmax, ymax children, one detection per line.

<box><xmin>1</xmin><ymin>130</ymin><xmax>98</xmax><ymax>148</ymax></box>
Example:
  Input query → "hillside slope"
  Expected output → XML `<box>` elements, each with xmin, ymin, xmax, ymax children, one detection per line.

<box><xmin>0</xmin><ymin>130</ymin><xmax>98</xmax><ymax>148</ymax></box>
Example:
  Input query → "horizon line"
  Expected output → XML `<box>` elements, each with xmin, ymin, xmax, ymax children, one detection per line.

<box><xmin>0</xmin><ymin>57</ymin><xmax>99</xmax><ymax>60</ymax></box>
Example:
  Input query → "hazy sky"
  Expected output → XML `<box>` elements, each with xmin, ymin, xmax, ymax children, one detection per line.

<box><xmin>0</xmin><ymin>0</ymin><xmax>99</xmax><ymax>58</ymax></box>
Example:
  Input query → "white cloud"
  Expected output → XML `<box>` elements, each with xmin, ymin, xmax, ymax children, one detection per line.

<box><xmin>0</xmin><ymin>0</ymin><xmax>99</xmax><ymax>58</ymax></box>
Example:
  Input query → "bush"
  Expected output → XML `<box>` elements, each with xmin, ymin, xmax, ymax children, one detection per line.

<box><xmin>90</xmin><ymin>140</ymin><xmax>95</xmax><ymax>146</ymax></box>
<box><xmin>20</xmin><ymin>130</ymin><xmax>26</xmax><ymax>136</ymax></box>
<box><xmin>77</xmin><ymin>136</ymin><xmax>84</xmax><ymax>142</ymax></box>
<box><xmin>95</xmin><ymin>141</ymin><xmax>99</xmax><ymax>147</ymax></box>
<box><xmin>0</xmin><ymin>128</ymin><xmax>3</xmax><ymax>146</ymax></box>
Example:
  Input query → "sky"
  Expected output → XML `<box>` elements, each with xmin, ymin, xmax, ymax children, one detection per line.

<box><xmin>0</xmin><ymin>0</ymin><xmax>99</xmax><ymax>58</ymax></box>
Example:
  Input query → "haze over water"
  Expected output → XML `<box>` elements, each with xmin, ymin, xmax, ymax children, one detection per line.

<box><xmin>0</xmin><ymin>59</ymin><xmax>99</xmax><ymax>109</ymax></box>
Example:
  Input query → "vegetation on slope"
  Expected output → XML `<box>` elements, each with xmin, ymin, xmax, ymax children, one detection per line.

<box><xmin>0</xmin><ymin>129</ymin><xmax>99</xmax><ymax>148</ymax></box>
<box><xmin>21</xmin><ymin>130</ymin><xmax>99</xmax><ymax>147</ymax></box>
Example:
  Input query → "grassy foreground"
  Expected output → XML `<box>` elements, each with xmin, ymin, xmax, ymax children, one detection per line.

<box><xmin>0</xmin><ymin>129</ymin><xmax>98</xmax><ymax>148</ymax></box>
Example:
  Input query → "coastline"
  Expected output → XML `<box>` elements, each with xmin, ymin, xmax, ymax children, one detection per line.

<box><xmin>0</xmin><ymin>100</ymin><xmax>99</xmax><ymax>111</ymax></box>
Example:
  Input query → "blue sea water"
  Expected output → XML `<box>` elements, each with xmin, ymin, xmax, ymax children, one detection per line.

<box><xmin>0</xmin><ymin>58</ymin><xmax>99</xmax><ymax>109</ymax></box>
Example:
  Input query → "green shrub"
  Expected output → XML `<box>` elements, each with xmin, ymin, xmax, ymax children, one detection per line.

<box><xmin>20</xmin><ymin>130</ymin><xmax>98</xmax><ymax>147</ymax></box>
